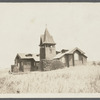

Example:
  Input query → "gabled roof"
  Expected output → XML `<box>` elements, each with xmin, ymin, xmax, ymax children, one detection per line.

<box><xmin>40</xmin><ymin>28</ymin><xmax>56</xmax><ymax>45</ymax></box>
<box><xmin>54</xmin><ymin>47</ymin><xmax>87</xmax><ymax>59</ymax></box>
<box><xmin>54</xmin><ymin>52</ymin><xmax>67</xmax><ymax>59</ymax></box>
<box><xmin>68</xmin><ymin>47</ymin><xmax>85</xmax><ymax>54</ymax></box>
<box><xmin>15</xmin><ymin>53</ymin><xmax>39</xmax><ymax>61</ymax></box>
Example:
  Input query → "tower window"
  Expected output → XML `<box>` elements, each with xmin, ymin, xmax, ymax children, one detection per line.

<box><xmin>50</xmin><ymin>45</ymin><xmax>52</xmax><ymax>48</ymax></box>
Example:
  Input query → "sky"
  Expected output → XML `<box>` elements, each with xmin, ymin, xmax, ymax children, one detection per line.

<box><xmin>0</xmin><ymin>3</ymin><xmax>100</xmax><ymax>68</ymax></box>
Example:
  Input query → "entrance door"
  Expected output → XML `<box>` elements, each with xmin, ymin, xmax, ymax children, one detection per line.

<box><xmin>74</xmin><ymin>53</ymin><xmax>79</xmax><ymax>65</ymax></box>
<box><xmin>74</xmin><ymin>53</ymin><xmax>82</xmax><ymax>65</ymax></box>
<box><xmin>23</xmin><ymin>62</ymin><xmax>31</xmax><ymax>72</ymax></box>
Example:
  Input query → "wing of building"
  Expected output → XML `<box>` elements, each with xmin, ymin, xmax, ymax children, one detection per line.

<box><xmin>11</xmin><ymin>53</ymin><xmax>40</xmax><ymax>72</ymax></box>
<box><xmin>54</xmin><ymin>47</ymin><xmax>87</xmax><ymax>67</ymax></box>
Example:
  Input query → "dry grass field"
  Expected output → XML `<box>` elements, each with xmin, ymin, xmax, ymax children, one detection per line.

<box><xmin>0</xmin><ymin>64</ymin><xmax>100</xmax><ymax>93</ymax></box>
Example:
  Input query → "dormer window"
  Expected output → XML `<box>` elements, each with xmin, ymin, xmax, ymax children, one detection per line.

<box><xmin>25</xmin><ymin>54</ymin><xmax>32</xmax><ymax>57</ymax></box>
<box><xmin>36</xmin><ymin>54</ymin><xmax>40</xmax><ymax>57</ymax></box>
<box><xmin>61</xmin><ymin>49</ymin><xmax>68</xmax><ymax>53</ymax></box>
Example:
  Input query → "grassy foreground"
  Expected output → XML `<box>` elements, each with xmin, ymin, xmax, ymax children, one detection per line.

<box><xmin>0</xmin><ymin>65</ymin><xmax>100</xmax><ymax>93</ymax></box>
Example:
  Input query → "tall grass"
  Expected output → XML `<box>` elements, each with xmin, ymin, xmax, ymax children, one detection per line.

<box><xmin>0</xmin><ymin>65</ymin><xmax>100</xmax><ymax>93</ymax></box>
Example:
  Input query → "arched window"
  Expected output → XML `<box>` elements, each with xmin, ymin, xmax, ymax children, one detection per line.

<box><xmin>74</xmin><ymin>53</ymin><xmax>79</xmax><ymax>60</ymax></box>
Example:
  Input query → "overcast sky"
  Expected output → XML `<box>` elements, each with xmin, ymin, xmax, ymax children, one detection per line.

<box><xmin>0</xmin><ymin>3</ymin><xmax>100</xmax><ymax>68</ymax></box>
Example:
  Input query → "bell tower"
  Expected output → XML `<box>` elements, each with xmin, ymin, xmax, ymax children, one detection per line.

<box><xmin>39</xmin><ymin>28</ymin><xmax>56</xmax><ymax>60</ymax></box>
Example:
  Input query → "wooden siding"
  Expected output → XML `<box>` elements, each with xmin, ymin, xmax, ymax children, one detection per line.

<box><xmin>14</xmin><ymin>56</ymin><xmax>39</xmax><ymax>72</ymax></box>
<box><xmin>82</xmin><ymin>56</ymin><xmax>87</xmax><ymax>64</ymax></box>
<box><xmin>11</xmin><ymin>65</ymin><xmax>19</xmax><ymax>72</ymax></box>
<box><xmin>59</xmin><ymin>56</ymin><xmax>66</xmax><ymax>64</ymax></box>
<box><xmin>45</xmin><ymin>45</ymin><xmax>56</xmax><ymax>60</ymax></box>
<box><xmin>73</xmin><ymin>50</ymin><xmax>83</xmax><ymax>66</ymax></box>
<box><xmin>40</xmin><ymin>44</ymin><xmax>56</xmax><ymax>60</ymax></box>
<box><xmin>58</xmin><ymin>55</ymin><xmax>68</xmax><ymax>66</ymax></box>
<box><xmin>23</xmin><ymin>61</ymin><xmax>31</xmax><ymax>72</ymax></box>
<box><xmin>74</xmin><ymin>60</ymin><xmax>82</xmax><ymax>65</ymax></box>
<box><xmin>68</xmin><ymin>54</ymin><xmax>73</xmax><ymax>66</ymax></box>
<box><xmin>58</xmin><ymin>49</ymin><xmax>87</xmax><ymax>67</ymax></box>
<box><xmin>40</xmin><ymin>46</ymin><xmax>45</xmax><ymax>60</ymax></box>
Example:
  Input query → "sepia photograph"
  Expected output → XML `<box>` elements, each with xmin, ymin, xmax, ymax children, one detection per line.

<box><xmin>0</xmin><ymin>3</ymin><xmax>100</xmax><ymax>97</ymax></box>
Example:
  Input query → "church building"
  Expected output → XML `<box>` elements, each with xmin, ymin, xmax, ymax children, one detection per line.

<box><xmin>11</xmin><ymin>27</ymin><xmax>87</xmax><ymax>72</ymax></box>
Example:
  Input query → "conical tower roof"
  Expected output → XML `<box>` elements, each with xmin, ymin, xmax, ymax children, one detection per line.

<box><xmin>40</xmin><ymin>28</ymin><xmax>56</xmax><ymax>46</ymax></box>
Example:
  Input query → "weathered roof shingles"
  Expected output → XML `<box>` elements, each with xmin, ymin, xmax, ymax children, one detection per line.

<box><xmin>54</xmin><ymin>47</ymin><xmax>87</xmax><ymax>59</ymax></box>
<box><xmin>16</xmin><ymin>53</ymin><xmax>39</xmax><ymax>61</ymax></box>
<box><xmin>40</xmin><ymin>28</ymin><xmax>56</xmax><ymax>45</ymax></box>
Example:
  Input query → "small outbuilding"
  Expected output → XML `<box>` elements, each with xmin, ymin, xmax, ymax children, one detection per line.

<box><xmin>11</xmin><ymin>53</ymin><xmax>40</xmax><ymax>72</ymax></box>
<box><xmin>54</xmin><ymin>47</ymin><xmax>87</xmax><ymax>67</ymax></box>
